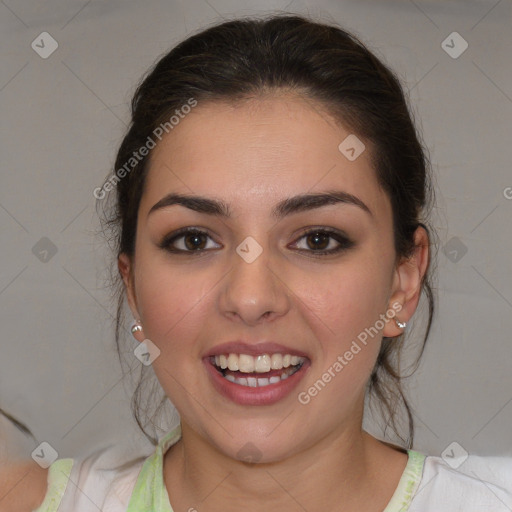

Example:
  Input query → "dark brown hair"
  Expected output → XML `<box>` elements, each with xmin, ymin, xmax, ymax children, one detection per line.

<box><xmin>0</xmin><ymin>408</ymin><xmax>35</xmax><ymax>441</ymax></box>
<box><xmin>99</xmin><ymin>14</ymin><xmax>437</xmax><ymax>448</ymax></box>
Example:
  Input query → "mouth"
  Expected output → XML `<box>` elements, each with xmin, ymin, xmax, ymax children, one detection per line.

<box><xmin>204</xmin><ymin>351</ymin><xmax>310</xmax><ymax>405</ymax></box>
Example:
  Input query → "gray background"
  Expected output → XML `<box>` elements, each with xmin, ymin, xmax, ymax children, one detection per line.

<box><xmin>1</xmin><ymin>0</ymin><xmax>511</xmax><ymax>463</ymax></box>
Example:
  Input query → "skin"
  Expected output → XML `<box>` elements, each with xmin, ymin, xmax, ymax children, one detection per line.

<box><xmin>0</xmin><ymin>460</ymin><xmax>48</xmax><ymax>512</ymax></box>
<box><xmin>119</xmin><ymin>92</ymin><xmax>430</xmax><ymax>511</ymax></box>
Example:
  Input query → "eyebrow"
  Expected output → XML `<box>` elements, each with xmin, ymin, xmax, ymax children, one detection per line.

<box><xmin>148</xmin><ymin>190</ymin><xmax>373</xmax><ymax>220</ymax></box>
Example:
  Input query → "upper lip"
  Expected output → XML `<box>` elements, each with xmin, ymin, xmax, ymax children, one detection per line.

<box><xmin>203</xmin><ymin>341</ymin><xmax>310</xmax><ymax>359</ymax></box>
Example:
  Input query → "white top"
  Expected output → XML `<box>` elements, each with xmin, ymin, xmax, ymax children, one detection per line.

<box><xmin>34</xmin><ymin>424</ymin><xmax>512</xmax><ymax>511</ymax></box>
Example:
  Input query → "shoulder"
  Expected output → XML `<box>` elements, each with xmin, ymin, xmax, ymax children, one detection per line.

<box><xmin>39</xmin><ymin>443</ymin><xmax>149</xmax><ymax>511</ymax></box>
<box><xmin>409</xmin><ymin>452</ymin><xmax>512</xmax><ymax>511</ymax></box>
<box><xmin>0</xmin><ymin>460</ymin><xmax>50</xmax><ymax>512</ymax></box>
<box><xmin>62</xmin><ymin>447</ymin><xmax>147</xmax><ymax>510</ymax></box>
<box><xmin>0</xmin><ymin>443</ymin><xmax>149</xmax><ymax>512</ymax></box>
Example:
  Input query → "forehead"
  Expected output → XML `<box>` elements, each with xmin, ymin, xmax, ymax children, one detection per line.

<box><xmin>140</xmin><ymin>94</ymin><xmax>391</xmax><ymax>224</ymax></box>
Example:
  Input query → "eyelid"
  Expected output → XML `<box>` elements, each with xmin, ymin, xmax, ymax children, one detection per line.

<box><xmin>293</xmin><ymin>225</ymin><xmax>351</xmax><ymax>240</ymax></box>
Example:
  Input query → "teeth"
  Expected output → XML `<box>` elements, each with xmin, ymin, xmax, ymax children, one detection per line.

<box><xmin>247</xmin><ymin>377</ymin><xmax>257</xmax><ymax>387</ymax></box>
<box><xmin>290</xmin><ymin>355</ymin><xmax>301</xmax><ymax>365</ymax></box>
<box><xmin>227</xmin><ymin>353</ymin><xmax>239</xmax><ymax>371</ymax></box>
<box><xmin>270</xmin><ymin>354</ymin><xmax>283</xmax><ymax>369</ymax></box>
<box><xmin>238</xmin><ymin>354</ymin><xmax>255</xmax><ymax>373</ymax></box>
<box><xmin>222</xmin><ymin>365</ymin><xmax>300</xmax><ymax>387</ymax></box>
<box><xmin>254</xmin><ymin>354</ymin><xmax>271</xmax><ymax>372</ymax></box>
<box><xmin>213</xmin><ymin>353</ymin><xmax>305</xmax><ymax>373</ymax></box>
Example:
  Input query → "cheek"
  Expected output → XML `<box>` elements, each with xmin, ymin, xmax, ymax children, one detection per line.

<box><xmin>291</xmin><ymin>255</ymin><xmax>391</xmax><ymax>384</ymax></box>
<box><xmin>296</xmin><ymin>257</ymin><xmax>390</xmax><ymax>338</ymax></box>
<box><xmin>292</xmin><ymin>265</ymin><xmax>387</xmax><ymax>413</ymax></box>
<box><xmin>133</xmin><ymin>260</ymin><xmax>213</xmax><ymax>406</ymax></box>
<box><xmin>133</xmin><ymin>254</ymin><xmax>211</xmax><ymax>356</ymax></box>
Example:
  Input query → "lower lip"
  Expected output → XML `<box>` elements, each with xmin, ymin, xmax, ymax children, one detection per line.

<box><xmin>203</xmin><ymin>358</ymin><xmax>310</xmax><ymax>406</ymax></box>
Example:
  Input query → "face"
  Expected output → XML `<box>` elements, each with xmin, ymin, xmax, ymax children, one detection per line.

<box><xmin>120</xmin><ymin>93</ymin><xmax>412</xmax><ymax>462</ymax></box>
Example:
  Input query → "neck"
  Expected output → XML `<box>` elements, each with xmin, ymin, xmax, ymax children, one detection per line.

<box><xmin>163</xmin><ymin>419</ymin><xmax>406</xmax><ymax>512</ymax></box>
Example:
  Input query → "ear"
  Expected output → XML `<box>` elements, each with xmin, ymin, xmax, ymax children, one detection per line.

<box><xmin>118</xmin><ymin>253</ymin><xmax>145</xmax><ymax>342</ymax></box>
<box><xmin>382</xmin><ymin>225</ymin><xmax>430</xmax><ymax>338</ymax></box>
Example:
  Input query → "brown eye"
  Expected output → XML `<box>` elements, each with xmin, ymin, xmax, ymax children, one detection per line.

<box><xmin>292</xmin><ymin>228</ymin><xmax>355</xmax><ymax>255</ymax></box>
<box><xmin>159</xmin><ymin>228</ymin><xmax>220</xmax><ymax>254</ymax></box>
<box><xmin>305</xmin><ymin>231</ymin><xmax>331</xmax><ymax>251</ymax></box>
<box><xmin>183</xmin><ymin>232</ymin><xmax>207</xmax><ymax>250</ymax></box>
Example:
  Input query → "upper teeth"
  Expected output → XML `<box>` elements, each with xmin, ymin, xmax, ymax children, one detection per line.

<box><xmin>214</xmin><ymin>353</ymin><xmax>305</xmax><ymax>373</ymax></box>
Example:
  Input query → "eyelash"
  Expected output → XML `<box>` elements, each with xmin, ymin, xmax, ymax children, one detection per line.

<box><xmin>158</xmin><ymin>227</ymin><xmax>355</xmax><ymax>257</ymax></box>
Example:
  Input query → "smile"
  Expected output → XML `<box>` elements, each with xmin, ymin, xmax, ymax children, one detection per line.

<box><xmin>212</xmin><ymin>353</ymin><xmax>305</xmax><ymax>387</ymax></box>
<box><xmin>205</xmin><ymin>352</ymin><xmax>310</xmax><ymax>405</ymax></box>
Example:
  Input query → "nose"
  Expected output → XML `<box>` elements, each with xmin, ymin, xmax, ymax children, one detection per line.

<box><xmin>218</xmin><ymin>243</ymin><xmax>291</xmax><ymax>326</ymax></box>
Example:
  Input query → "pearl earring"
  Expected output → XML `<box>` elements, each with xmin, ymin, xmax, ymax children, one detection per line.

<box><xmin>395</xmin><ymin>318</ymin><xmax>407</xmax><ymax>329</ymax></box>
<box><xmin>131</xmin><ymin>319</ymin><xmax>143</xmax><ymax>334</ymax></box>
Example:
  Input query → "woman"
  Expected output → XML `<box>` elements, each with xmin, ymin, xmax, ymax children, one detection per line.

<box><xmin>2</xmin><ymin>13</ymin><xmax>511</xmax><ymax>512</ymax></box>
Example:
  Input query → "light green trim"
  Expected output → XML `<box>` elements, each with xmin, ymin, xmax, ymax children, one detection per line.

<box><xmin>383</xmin><ymin>450</ymin><xmax>426</xmax><ymax>511</ymax></box>
<box><xmin>32</xmin><ymin>458</ymin><xmax>74</xmax><ymax>512</ymax></box>
<box><xmin>126</xmin><ymin>424</ymin><xmax>182</xmax><ymax>512</ymax></box>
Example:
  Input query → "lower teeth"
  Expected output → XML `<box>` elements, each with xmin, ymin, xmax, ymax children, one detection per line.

<box><xmin>222</xmin><ymin>365</ymin><xmax>301</xmax><ymax>387</ymax></box>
